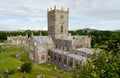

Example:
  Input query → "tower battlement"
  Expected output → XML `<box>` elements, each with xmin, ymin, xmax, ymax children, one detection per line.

<box><xmin>47</xmin><ymin>6</ymin><xmax>69</xmax><ymax>13</ymax></box>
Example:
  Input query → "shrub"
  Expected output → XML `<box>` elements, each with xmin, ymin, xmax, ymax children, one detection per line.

<box><xmin>8</xmin><ymin>69</ymin><xmax>15</xmax><ymax>75</ymax></box>
<box><xmin>11</xmin><ymin>54</ymin><xmax>16</xmax><ymax>58</ymax></box>
<box><xmin>21</xmin><ymin>62</ymin><xmax>32</xmax><ymax>73</ymax></box>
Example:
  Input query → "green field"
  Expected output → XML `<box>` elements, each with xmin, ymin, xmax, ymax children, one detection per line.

<box><xmin>0</xmin><ymin>44</ymin><xmax>72</xmax><ymax>78</ymax></box>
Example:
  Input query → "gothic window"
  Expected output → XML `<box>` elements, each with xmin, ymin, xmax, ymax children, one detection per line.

<box><xmin>61</xmin><ymin>15</ymin><xmax>64</xmax><ymax>19</ymax></box>
<box><xmin>56</xmin><ymin>45</ymin><xmax>57</xmax><ymax>48</ymax></box>
<box><xmin>54</xmin><ymin>55</ymin><xmax>56</xmax><ymax>60</ymax></box>
<box><xmin>61</xmin><ymin>26</ymin><xmax>63</xmax><ymax>33</ymax></box>
<box><xmin>58</xmin><ymin>56</ymin><xmax>61</xmax><ymax>62</ymax></box>
<box><xmin>64</xmin><ymin>58</ymin><xmax>67</xmax><ymax>65</ymax></box>
<box><xmin>48</xmin><ymin>51</ymin><xmax>50</xmax><ymax>55</ymax></box>
<box><xmin>75</xmin><ymin>61</ymin><xmax>79</xmax><ymax>67</ymax></box>
<box><xmin>50</xmin><ymin>14</ymin><xmax>52</xmax><ymax>19</ymax></box>
<box><xmin>48</xmin><ymin>58</ymin><xmax>49</xmax><ymax>61</ymax></box>
<box><xmin>69</xmin><ymin>58</ymin><xmax>73</xmax><ymax>67</ymax></box>
<box><xmin>41</xmin><ymin>54</ymin><xmax>45</xmax><ymax>60</ymax></box>
<box><xmin>67</xmin><ymin>48</ymin><xmax>69</xmax><ymax>51</ymax></box>
<box><xmin>50</xmin><ymin>14</ymin><xmax>54</xmax><ymax>21</ymax></box>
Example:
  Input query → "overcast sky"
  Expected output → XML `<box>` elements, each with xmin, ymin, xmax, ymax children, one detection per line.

<box><xmin>0</xmin><ymin>0</ymin><xmax>120</xmax><ymax>31</ymax></box>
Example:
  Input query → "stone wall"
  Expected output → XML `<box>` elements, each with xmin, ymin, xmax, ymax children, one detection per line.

<box><xmin>7</xmin><ymin>35</ymin><xmax>28</xmax><ymax>47</ymax></box>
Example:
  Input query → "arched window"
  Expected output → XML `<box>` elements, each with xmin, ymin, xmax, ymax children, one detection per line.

<box><xmin>41</xmin><ymin>54</ymin><xmax>45</xmax><ymax>60</ymax></box>
<box><xmin>64</xmin><ymin>58</ymin><xmax>67</xmax><ymax>65</ymax></box>
<box><xmin>69</xmin><ymin>58</ymin><xmax>73</xmax><ymax>67</ymax></box>
<box><xmin>61</xmin><ymin>26</ymin><xmax>63</xmax><ymax>33</ymax></box>
<box><xmin>67</xmin><ymin>48</ymin><xmax>69</xmax><ymax>51</ymax></box>
<box><xmin>61</xmin><ymin>15</ymin><xmax>64</xmax><ymax>19</ymax></box>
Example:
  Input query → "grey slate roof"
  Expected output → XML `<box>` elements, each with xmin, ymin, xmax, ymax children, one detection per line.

<box><xmin>75</xmin><ymin>48</ymin><xmax>94</xmax><ymax>55</ymax></box>
<box><xmin>32</xmin><ymin>36</ymin><xmax>54</xmax><ymax>45</ymax></box>
<box><xmin>60</xmin><ymin>36</ymin><xmax>88</xmax><ymax>40</ymax></box>
<box><xmin>51</xmin><ymin>49</ymin><xmax>69</xmax><ymax>55</ymax></box>
<box><xmin>51</xmin><ymin>49</ymin><xmax>87</xmax><ymax>61</ymax></box>
<box><xmin>68</xmin><ymin>53</ymin><xmax>87</xmax><ymax>61</ymax></box>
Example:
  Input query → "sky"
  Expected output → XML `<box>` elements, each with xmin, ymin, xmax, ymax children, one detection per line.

<box><xmin>0</xmin><ymin>0</ymin><xmax>120</xmax><ymax>31</ymax></box>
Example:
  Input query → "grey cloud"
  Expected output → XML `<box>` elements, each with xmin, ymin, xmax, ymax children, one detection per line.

<box><xmin>0</xmin><ymin>0</ymin><xmax>120</xmax><ymax>31</ymax></box>
<box><xmin>82</xmin><ymin>9</ymin><xmax>120</xmax><ymax>20</ymax></box>
<box><xmin>0</xmin><ymin>0</ymin><xmax>120</xmax><ymax>21</ymax></box>
<box><xmin>72</xmin><ymin>0</ymin><xmax>120</xmax><ymax>20</ymax></box>
<box><xmin>0</xmin><ymin>0</ymin><xmax>46</xmax><ymax>17</ymax></box>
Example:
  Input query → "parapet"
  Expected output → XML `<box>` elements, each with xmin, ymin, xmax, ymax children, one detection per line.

<box><xmin>47</xmin><ymin>5</ymin><xmax>69</xmax><ymax>13</ymax></box>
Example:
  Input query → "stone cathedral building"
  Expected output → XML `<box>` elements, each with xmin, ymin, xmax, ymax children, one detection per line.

<box><xmin>7</xmin><ymin>6</ymin><xmax>95</xmax><ymax>70</ymax></box>
<box><xmin>26</xmin><ymin>6</ymin><xmax>94</xmax><ymax>70</ymax></box>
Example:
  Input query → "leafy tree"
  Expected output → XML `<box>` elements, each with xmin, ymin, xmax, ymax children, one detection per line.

<box><xmin>21</xmin><ymin>62</ymin><xmax>32</xmax><ymax>73</ymax></box>
<box><xmin>73</xmin><ymin>50</ymin><xmax>120</xmax><ymax>78</ymax></box>
<box><xmin>0</xmin><ymin>30</ymin><xmax>119</xmax><ymax>48</ymax></box>
<box><xmin>110</xmin><ymin>33</ymin><xmax>119</xmax><ymax>40</ymax></box>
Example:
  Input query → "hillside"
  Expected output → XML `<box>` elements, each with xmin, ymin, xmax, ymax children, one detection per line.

<box><xmin>77</xmin><ymin>28</ymin><xmax>97</xmax><ymax>32</ymax></box>
<box><xmin>0</xmin><ymin>44</ymin><xmax>72</xmax><ymax>78</ymax></box>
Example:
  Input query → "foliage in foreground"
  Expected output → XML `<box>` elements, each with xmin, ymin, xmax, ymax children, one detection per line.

<box><xmin>21</xmin><ymin>62</ymin><xmax>32</xmax><ymax>73</ymax></box>
<box><xmin>73</xmin><ymin>50</ymin><xmax>120</xmax><ymax>78</ymax></box>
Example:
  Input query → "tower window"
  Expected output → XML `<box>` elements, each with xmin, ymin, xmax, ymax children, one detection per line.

<box><xmin>50</xmin><ymin>15</ymin><xmax>52</xmax><ymax>19</ymax></box>
<box><xmin>61</xmin><ymin>26</ymin><xmax>63</xmax><ymax>33</ymax></box>
<box><xmin>61</xmin><ymin>15</ymin><xmax>64</xmax><ymax>19</ymax></box>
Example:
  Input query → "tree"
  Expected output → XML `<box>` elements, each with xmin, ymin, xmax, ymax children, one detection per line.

<box><xmin>73</xmin><ymin>50</ymin><xmax>120</xmax><ymax>78</ymax></box>
<box><xmin>110</xmin><ymin>33</ymin><xmax>119</xmax><ymax>40</ymax></box>
<box><xmin>21</xmin><ymin>62</ymin><xmax>32</xmax><ymax>73</ymax></box>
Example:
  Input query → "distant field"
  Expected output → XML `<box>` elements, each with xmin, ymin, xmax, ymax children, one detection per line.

<box><xmin>0</xmin><ymin>44</ymin><xmax>72</xmax><ymax>78</ymax></box>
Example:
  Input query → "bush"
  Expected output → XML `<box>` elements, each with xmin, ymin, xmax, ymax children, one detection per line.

<box><xmin>21</xmin><ymin>62</ymin><xmax>32</xmax><ymax>73</ymax></box>
<box><xmin>8</xmin><ymin>69</ymin><xmax>15</xmax><ymax>75</ymax></box>
<box><xmin>11</xmin><ymin>54</ymin><xmax>16</xmax><ymax>58</ymax></box>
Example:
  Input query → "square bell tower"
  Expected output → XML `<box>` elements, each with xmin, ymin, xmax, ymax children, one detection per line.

<box><xmin>47</xmin><ymin>6</ymin><xmax>69</xmax><ymax>39</ymax></box>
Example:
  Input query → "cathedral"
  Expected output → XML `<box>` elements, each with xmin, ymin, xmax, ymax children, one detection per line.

<box><xmin>26</xmin><ymin>6</ymin><xmax>94</xmax><ymax>70</ymax></box>
<box><xmin>7</xmin><ymin>6</ymin><xmax>96</xmax><ymax>70</ymax></box>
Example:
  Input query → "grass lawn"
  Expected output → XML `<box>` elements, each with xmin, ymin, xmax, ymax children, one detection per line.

<box><xmin>0</xmin><ymin>44</ymin><xmax>73</xmax><ymax>78</ymax></box>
